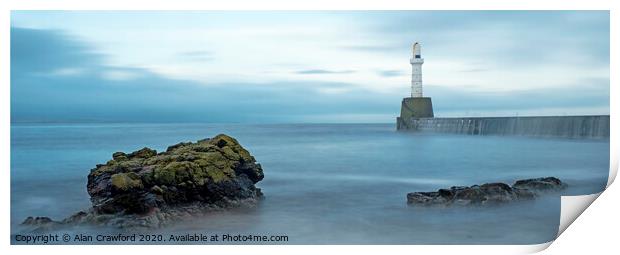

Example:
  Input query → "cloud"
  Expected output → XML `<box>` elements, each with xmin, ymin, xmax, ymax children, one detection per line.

<box><xmin>340</xmin><ymin>45</ymin><xmax>400</xmax><ymax>53</ymax></box>
<box><xmin>426</xmin><ymin>81</ymin><xmax>609</xmax><ymax>116</ymax></box>
<box><xmin>99</xmin><ymin>67</ymin><xmax>148</xmax><ymax>81</ymax></box>
<box><xmin>12</xmin><ymin>11</ymin><xmax>609</xmax><ymax>98</ymax></box>
<box><xmin>10</xmin><ymin>27</ymin><xmax>102</xmax><ymax>74</ymax></box>
<box><xmin>377</xmin><ymin>70</ymin><xmax>405</xmax><ymax>77</ymax></box>
<box><xmin>352</xmin><ymin>11</ymin><xmax>609</xmax><ymax>67</ymax></box>
<box><xmin>10</xmin><ymin>11</ymin><xmax>610</xmax><ymax>123</ymax></box>
<box><xmin>458</xmin><ymin>68</ymin><xmax>488</xmax><ymax>73</ymax></box>
<box><xmin>295</xmin><ymin>69</ymin><xmax>355</xmax><ymax>75</ymax></box>
<box><xmin>48</xmin><ymin>67</ymin><xmax>85</xmax><ymax>77</ymax></box>
<box><xmin>10</xmin><ymin>27</ymin><xmax>398</xmax><ymax>123</ymax></box>
<box><xmin>177</xmin><ymin>50</ymin><xmax>214</xmax><ymax>62</ymax></box>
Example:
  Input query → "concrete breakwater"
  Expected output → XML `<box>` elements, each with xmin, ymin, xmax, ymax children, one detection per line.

<box><xmin>396</xmin><ymin>115</ymin><xmax>610</xmax><ymax>139</ymax></box>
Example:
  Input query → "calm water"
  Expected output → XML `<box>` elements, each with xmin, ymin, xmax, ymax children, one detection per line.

<box><xmin>10</xmin><ymin>123</ymin><xmax>609</xmax><ymax>244</ymax></box>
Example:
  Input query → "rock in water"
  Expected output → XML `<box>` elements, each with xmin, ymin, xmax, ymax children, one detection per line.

<box><xmin>512</xmin><ymin>177</ymin><xmax>565</xmax><ymax>191</ymax></box>
<box><xmin>87</xmin><ymin>134</ymin><xmax>264</xmax><ymax>214</ymax></box>
<box><xmin>23</xmin><ymin>134</ymin><xmax>264</xmax><ymax>229</ymax></box>
<box><xmin>407</xmin><ymin>177</ymin><xmax>565</xmax><ymax>206</ymax></box>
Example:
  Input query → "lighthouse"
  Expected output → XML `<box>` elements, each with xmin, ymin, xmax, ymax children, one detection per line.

<box><xmin>410</xmin><ymin>42</ymin><xmax>424</xmax><ymax>97</ymax></box>
<box><xmin>397</xmin><ymin>42</ymin><xmax>434</xmax><ymax>125</ymax></box>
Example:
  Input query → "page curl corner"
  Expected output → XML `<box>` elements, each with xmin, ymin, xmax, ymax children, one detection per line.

<box><xmin>556</xmin><ymin>192</ymin><xmax>602</xmax><ymax>238</ymax></box>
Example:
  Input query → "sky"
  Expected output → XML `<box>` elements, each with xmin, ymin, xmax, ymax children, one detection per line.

<box><xmin>10</xmin><ymin>11</ymin><xmax>610</xmax><ymax>123</ymax></box>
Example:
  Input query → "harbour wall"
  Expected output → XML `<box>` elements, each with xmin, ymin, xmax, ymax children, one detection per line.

<box><xmin>396</xmin><ymin>115</ymin><xmax>610</xmax><ymax>139</ymax></box>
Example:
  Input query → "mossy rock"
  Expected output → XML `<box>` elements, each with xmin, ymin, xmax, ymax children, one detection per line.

<box><xmin>112</xmin><ymin>152</ymin><xmax>128</xmax><ymax>161</ymax></box>
<box><xmin>153</xmin><ymin>161</ymin><xmax>206</xmax><ymax>186</ymax></box>
<box><xmin>117</xmin><ymin>159</ymin><xmax>144</xmax><ymax>172</ymax></box>
<box><xmin>150</xmin><ymin>185</ymin><xmax>164</xmax><ymax>194</ymax></box>
<box><xmin>111</xmin><ymin>172</ymin><xmax>143</xmax><ymax>192</ymax></box>
<box><xmin>128</xmin><ymin>147</ymin><xmax>157</xmax><ymax>159</ymax></box>
<box><xmin>206</xmin><ymin>165</ymin><xmax>236</xmax><ymax>183</ymax></box>
<box><xmin>212</xmin><ymin>134</ymin><xmax>237</xmax><ymax>148</ymax></box>
<box><xmin>87</xmin><ymin>134</ymin><xmax>264</xmax><ymax>215</ymax></box>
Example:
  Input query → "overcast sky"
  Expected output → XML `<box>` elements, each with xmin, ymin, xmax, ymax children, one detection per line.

<box><xmin>11</xmin><ymin>11</ymin><xmax>609</xmax><ymax>123</ymax></box>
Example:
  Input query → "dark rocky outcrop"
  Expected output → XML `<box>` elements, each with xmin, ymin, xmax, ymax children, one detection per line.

<box><xmin>407</xmin><ymin>177</ymin><xmax>565</xmax><ymax>206</ymax></box>
<box><xmin>512</xmin><ymin>177</ymin><xmax>565</xmax><ymax>191</ymax></box>
<box><xmin>22</xmin><ymin>134</ymin><xmax>264</xmax><ymax>230</ymax></box>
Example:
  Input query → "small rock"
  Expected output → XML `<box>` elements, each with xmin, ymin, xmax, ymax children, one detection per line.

<box><xmin>112</xmin><ymin>152</ymin><xmax>128</xmax><ymax>161</ymax></box>
<box><xmin>150</xmin><ymin>185</ymin><xmax>164</xmax><ymax>194</ymax></box>
<box><xmin>407</xmin><ymin>177</ymin><xmax>565</xmax><ymax>206</ymax></box>
<box><xmin>513</xmin><ymin>177</ymin><xmax>565</xmax><ymax>191</ymax></box>
<box><xmin>22</xmin><ymin>216</ymin><xmax>54</xmax><ymax>225</ymax></box>
<box><xmin>127</xmin><ymin>147</ymin><xmax>157</xmax><ymax>159</ymax></box>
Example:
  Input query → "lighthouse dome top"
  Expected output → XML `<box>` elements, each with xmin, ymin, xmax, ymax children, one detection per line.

<box><xmin>412</xmin><ymin>42</ymin><xmax>422</xmax><ymax>59</ymax></box>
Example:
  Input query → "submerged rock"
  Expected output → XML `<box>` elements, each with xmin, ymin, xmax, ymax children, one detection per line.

<box><xmin>21</xmin><ymin>217</ymin><xmax>61</xmax><ymax>231</ymax></box>
<box><xmin>22</xmin><ymin>134</ymin><xmax>264</xmax><ymax>230</ymax></box>
<box><xmin>407</xmin><ymin>177</ymin><xmax>565</xmax><ymax>206</ymax></box>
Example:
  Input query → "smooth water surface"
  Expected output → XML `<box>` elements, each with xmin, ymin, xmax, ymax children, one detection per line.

<box><xmin>10</xmin><ymin>123</ymin><xmax>610</xmax><ymax>244</ymax></box>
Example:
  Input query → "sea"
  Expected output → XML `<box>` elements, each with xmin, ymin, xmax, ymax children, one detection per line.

<box><xmin>10</xmin><ymin>123</ymin><xmax>610</xmax><ymax>244</ymax></box>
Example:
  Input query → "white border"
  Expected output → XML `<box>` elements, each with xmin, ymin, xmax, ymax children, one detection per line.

<box><xmin>1</xmin><ymin>1</ymin><xmax>617</xmax><ymax>254</ymax></box>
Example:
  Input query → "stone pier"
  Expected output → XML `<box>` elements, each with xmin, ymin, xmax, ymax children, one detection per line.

<box><xmin>396</xmin><ymin>115</ymin><xmax>610</xmax><ymax>139</ymax></box>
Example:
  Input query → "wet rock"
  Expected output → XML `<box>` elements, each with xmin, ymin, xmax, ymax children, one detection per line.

<box><xmin>21</xmin><ymin>216</ymin><xmax>61</xmax><ymax>232</ymax></box>
<box><xmin>23</xmin><ymin>134</ymin><xmax>264</xmax><ymax>229</ymax></box>
<box><xmin>407</xmin><ymin>177</ymin><xmax>565</xmax><ymax>206</ymax></box>
<box><xmin>22</xmin><ymin>216</ymin><xmax>54</xmax><ymax>225</ymax></box>
<box><xmin>512</xmin><ymin>177</ymin><xmax>565</xmax><ymax>191</ymax></box>
<box><xmin>110</xmin><ymin>172</ymin><xmax>143</xmax><ymax>192</ymax></box>
<box><xmin>86</xmin><ymin>134</ymin><xmax>263</xmax><ymax>215</ymax></box>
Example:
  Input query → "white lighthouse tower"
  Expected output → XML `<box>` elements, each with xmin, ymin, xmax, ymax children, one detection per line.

<box><xmin>397</xmin><ymin>41</ymin><xmax>434</xmax><ymax>125</ymax></box>
<box><xmin>410</xmin><ymin>42</ymin><xmax>424</xmax><ymax>97</ymax></box>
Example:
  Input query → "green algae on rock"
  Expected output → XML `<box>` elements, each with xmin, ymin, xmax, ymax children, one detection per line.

<box><xmin>110</xmin><ymin>172</ymin><xmax>143</xmax><ymax>192</ymax></box>
<box><xmin>23</xmin><ymin>134</ymin><xmax>264</xmax><ymax>229</ymax></box>
<box><xmin>87</xmin><ymin>134</ymin><xmax>264</xmax><ymax>215</ymax></box>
